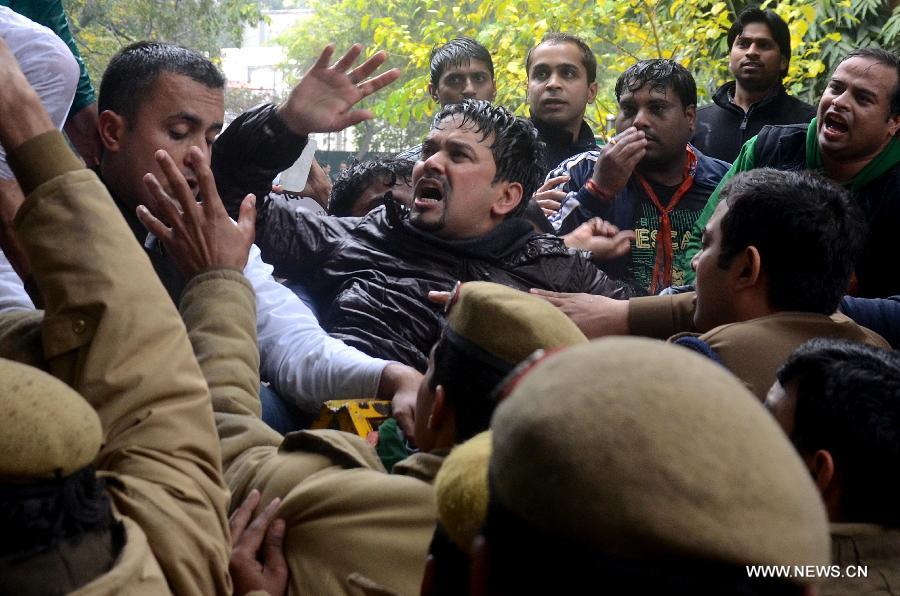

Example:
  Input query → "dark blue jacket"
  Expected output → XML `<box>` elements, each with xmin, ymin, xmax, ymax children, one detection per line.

<box><xmin>840</xmin><ymin>295</ymin><xmax>900</xmax><ymax>349</ymax></box>
<box><xmin>547</xmin><ymin>144</ymin><xmax>730</xmax><ymax>235</ymax></box>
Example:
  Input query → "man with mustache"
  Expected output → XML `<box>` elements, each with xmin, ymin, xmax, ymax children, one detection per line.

<box><xmin>692</xmin><ymin>7</ymin><xmax>815</xmax><ymax>163</ymax></box>
<box><xmin>250</xmin><ymin>99</ymin><xmax>635</xmax><ymax>387</ymax></box>
<box><xmin>546</xmin><ymin>60</ymin><xmax>729</xmax><ymax>293</ymax></box>
<box><xmin>679</xmin><ymin>48</ymin><xmax>900</xmax><ymax>298</ymax></box>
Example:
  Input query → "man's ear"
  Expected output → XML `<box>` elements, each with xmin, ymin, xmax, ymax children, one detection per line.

<box><xmin>733</xmin><ymin>245</ymin><xmax>762</xmax><ymax>291</ymax></box>
<box><xmin>491</xmin><ymin>181</ymin><xmax>524</xmax><ymax>217</ymax></box>
<box><xmin>810</xmin><ymin>449</ymin><xmax>836</xmax><ymax>493</ymax></box>
<box><xmin>587</xmin><ymin>81</ymin><xmax>598</xmax><ymax>104</ymax></box>
<box><xmin>685</xmin><ymin>104</ymin><xmax>697</xmax><ymax>132</ymax></box>
<box><xmin>427</xmin><ymin>84</ymin><xmax>439</xmax><ymax>103</ymax></box>
<box><xmin>427</xmin><ymin>384</ymin><xmax>448</xmax><ymax>430</ymax></box>
<box><xmin>97</xmin><ymin>110</ymin><xmax>126</xmax><ymax>152</ymax></box>
<box><xmin>888</xmin><ymin>112</ymin><xmax>900</xmax><ymax>138</ymax></box>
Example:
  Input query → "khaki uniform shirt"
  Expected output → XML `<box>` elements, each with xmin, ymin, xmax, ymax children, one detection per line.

<box><xmin>0</xmin><ymin>132</ymin><xmax>232</xmax><ymax>594</ymax></box>
<box><xmin>180</xmin><ymin>267</ymin><xmax>437</xmax><ymax>595</ymax></box>
<box><xmin>630</xmin><ymin>293</ymin><xmax>889</xmax><ymax>400</ymax></box>
<box><xmin>825</xmin><ymin>524</ymin><xmax>900</xmax><ymax>595</ymax></box>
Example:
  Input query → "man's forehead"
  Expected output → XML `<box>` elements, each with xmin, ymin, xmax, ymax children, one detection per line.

<box><xmin>619</xmin><ymin>82</ymin><xmax>675</xmax><ymax>103</ymax></box>
<box><xmin>832</xmin><ymin>57</ymin><xmax>898</xmax><ymax>93</ymax></box>
<box><xmin>429</xmin><ymin>115</ymin><xmax>490</xmax><ymax>142</ymax></box>
<box><xmin>442</xmin><ymin>59</ymin><xmax>492</xmax><ymax>76</ymax></box>
<box><xmin>736</xmin><ymin>22</ymin><xmax>776</xmax><ymax>41</ymax></box>
<box><xmin>530</xmin><ymin>42</ymin><xmax>583</xmax><ymax>69</ymax></box>
<box><xmin>139</xmin><ymin>72</ymin><xmax>225</xmax><ymax>122</ymax></box>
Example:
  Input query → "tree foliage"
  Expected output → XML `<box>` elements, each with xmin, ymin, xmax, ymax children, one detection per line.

<box><xmin>281</xmin><ymin>0</ymin><xmax>898</xmax><ymax>150</ymax></box>
<box><xmin>61</xmin><ymin>0</ymin><xmax>265</xmax><ymax>83</ymax></box>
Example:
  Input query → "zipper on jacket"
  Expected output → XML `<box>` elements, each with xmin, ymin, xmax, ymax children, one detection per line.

<box><xmin>740</xmin><ymin>114</ymin><xmax>749</xmax><ymax>131</ymax></box>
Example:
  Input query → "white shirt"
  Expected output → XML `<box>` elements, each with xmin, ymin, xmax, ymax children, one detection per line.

<box><xmin>244</xmin><ymin>244</ymin><xmax>388</xmax><ymax>415</ymax></box>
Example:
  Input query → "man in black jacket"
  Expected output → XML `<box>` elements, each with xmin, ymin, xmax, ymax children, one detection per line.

<box><xmin>526</xmin><ymin>33</ymin><xmax>599</xmax><ymax>170</ymax></box>
<box><xmin>691</xmin><ymin>8</ymin><xmax>814</xmax><ymax>163</ymax></box>
<box><xmin>249</xmin><ymin>100</ymin><xmax>636</xmax><ymax>375</ymax></box>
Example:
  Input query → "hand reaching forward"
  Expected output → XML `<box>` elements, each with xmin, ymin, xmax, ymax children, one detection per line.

<box><xmin>563</xmin><ymin>217</ymin><xmax>634</xmax><ymax>262</ymax></box>
<box><xmin>137</xmin><ymin>146</ymin><xmax>256</xmax><ymax>277</ymax></box>
<box><xmin>229</xmin><ymin>490</ymin><xmax>288</xmax><ymax>596</ymax></box>
<box><xmin>278</xmin><ymin>44</ymin><xmax>401</xmax><ymax>136</ymax></box>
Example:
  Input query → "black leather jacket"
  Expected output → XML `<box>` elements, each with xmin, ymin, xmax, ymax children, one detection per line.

<box><xmin>256</xmin><ymin>197</ymin><xmax>638</xmax><ymax>370</ymax></box>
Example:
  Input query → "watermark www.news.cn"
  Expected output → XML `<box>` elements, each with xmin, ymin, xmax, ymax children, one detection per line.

<box><xmin>746</xmin><ymin>565</ymin><xmax>868</xmax><ymax>579</ymax></box>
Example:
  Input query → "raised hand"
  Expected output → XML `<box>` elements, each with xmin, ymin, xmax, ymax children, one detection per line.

<box><xmin>590</xmin><ymin>127</ymin><xmax>647</xmax><ymax>200</ymax></box>
<box><xmin>277</xmin><ymin>44</ymin><xmax>401</xmax><ymax>137</ymax></box>
<box><xmin>137</xmin><ymin>146</ymin><xmax>256</xmax><ymax>277</ymax></box>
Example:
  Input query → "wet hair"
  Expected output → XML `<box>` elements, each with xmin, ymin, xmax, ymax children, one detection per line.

<box><xmin>777</xmin><ymin>339</ymin><xmax>900</xmax><ymax>526</ymax></box>
<box><xmin>98</xmin><ymin>41</ymin><xmax>225</xmax><ymax>124</ymax></box>
<box><xmin>526</xmin><ymin>32</ymin><xmax>597</xmax><ymax>84</ymax></box>
<box><xmin>727</xmin><ymin>8</ymin><xmax>791</xmax><ymax>77</ymax></box>
<box><xmin>432</xmin><ymin>99</ymin><xmax>546</xmax><ymax>207</ymax></box>
<box><xmin>842</xmin><ymin>48</ymin><xmax>900</xmax><ymax>118</ymax></box>
<box><xmin>428</xmin><ymin>334</ymin><xmax>507</xmax><ymax>443</ymax></box>
<box><xmin>716</xmin><ymin>168</ymin><xmax>864</xmax><ymax>315</ymax></box>
<box><xmin>479</xmin><ymin>498</ymin><xmax>806</xmax><ymax>595</ymax></box>
<box><xmin>328</xmin><ymin>158</ymin><xmax>414</xmax><ymax>217</ymax></box>
<box><xmin>430</xmin><ymin>38</ymin><xmax>495</xmax><ymax>89</ymax></box>
<box><xmin>615</xmin><ymin>59</ymin><xmax>697</xmax><ymax>109</ymax></box>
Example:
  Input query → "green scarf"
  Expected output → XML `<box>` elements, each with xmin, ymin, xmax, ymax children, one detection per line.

<box><xmin>805</xmin><ymin>117</ymin><xmax>900</xmax><ymax>193</ymax></box>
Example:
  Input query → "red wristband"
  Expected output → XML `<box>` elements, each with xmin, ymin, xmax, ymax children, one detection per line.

<box><xmin>584</xmin><ymin>178</ymin><xmax>613</xmax><ymax>201</ymax></box>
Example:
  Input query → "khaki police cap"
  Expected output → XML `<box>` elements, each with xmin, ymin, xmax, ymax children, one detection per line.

<box><xmin>434</xmin><ymin>430</ymin><xmax>492</xmax><ymax>553</ymax></box>
<box><xmin>0</xmin><ymin>358</ymin><xmax>102</xmax><ymax>480</ymax></box>
<box><xmin>445</xmin><ymin>281</ymin><xmax>587</xmax><ymax>368</ymax></box>
<box><xmin>489</xmin><ymin>337</ymin><xmax>831</xmax><ymax>575</ymax></box>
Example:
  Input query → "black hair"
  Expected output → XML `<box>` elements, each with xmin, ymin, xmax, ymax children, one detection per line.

<box><xmin>727</xmin><ymin>8</ymin><xmax>791</xmax><ymax>78</ymax></box>
<box><xmin>430</xmin><ymin>38</ymin><xmax>495</xmax><ymax>89</ymax></box>
<box><xmin>433</xmin><ymin>99</ymin><xmax>546</xmax><ymax>206</ymax></box>
<box><xmin>842</xmin><ymin>48</ymin><xmax>900</xmax><ymax>118</ymax></box>
<box><xmin>98</xmin><ymin>41</ymin><xmax>225</xmax><ymax>124</ymax></box>
<box><xmin>615</xmin><ymin>59</ymin><xmax>697</xmax><ymax>108</ymax></box>
<box><xmin>328</xmin><ymin>158</ymin><xmax>414</xmax><ymax>217</ymax></box>
<box><xmin>526</xmin><ymin>32</ymin><xmax>597</xmax><ymax>84</ymax></box>
<box><xmin>777</xmin><ymin>339</ymin><xmax>900</xmax><ymax>526</ymax></box>
<box><xmin>716</xmin><ymin>168</ymin><xmax>864</xmax><ymax>315</ymax></box>
<box><xmin>0</xmin><ymin>466</ymin><xmax>114</xmax><ymax>559</ymax></box>
<box><xmin>478</xmin><ymin>497</ymin><xmax>806</xmax><ymax>595</ymax></box>
<box><xmin>427</xmin><ymin>334</ymin><xmax>507</xmax><ymax>443</ymax></box>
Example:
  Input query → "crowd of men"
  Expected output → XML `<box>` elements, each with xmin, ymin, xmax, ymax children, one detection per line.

<box><xmin>0</xmin><ymin>2</ymin><xmax>898</xmax><ymax>594</ymax></box>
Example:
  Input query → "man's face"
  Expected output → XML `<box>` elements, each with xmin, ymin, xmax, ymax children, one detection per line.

<box><xmin>101</xmin><ymin>72</ymin><xmax>224</xmax><ymax>212</ymax></box>
<box><xmin>351</xmin><ymin>175</ymin><xmax>413</xmax><ymax>216</ymax></box>
<box><xmin>817</xmin><ymin>56</ymin><xmax>900</xmax><ymax>164</ymax></box>
<box><xmin>691</xmin><ymin>201</ymin><xmax>737</xmax><ymax>331</ymax></box>
<box><xmin>429</xmin><ymin>59</ymin><xmax>496</xmax><ymax>106</ymax></box>
<box><xmin>728</xmin><ymin>22</ymin><xmax>787</xmax><ymax>92</ymax></box>
<box><xmin>411</xmin><ymin>115</ymin><xmax>517</xmax><ymax>240</ymax></box>
<box><xmin>527</xmin><ymin>42</ymin><xmax>597</xmax><ymax>132</ymax></box>
<box><xmin>615</xmin><ymin>82</ymin><xmax>695</xmax><ymax>167</ymax></box>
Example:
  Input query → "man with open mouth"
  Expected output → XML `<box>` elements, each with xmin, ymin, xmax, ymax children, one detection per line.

<box><xmin>678</xmin><ymin>47</ymin><xmax>900</xmax><ymax>299</ymax></box>
<box><xmin>691</xmin><ymin>7</ymin><xmax>815</xmax><ymax>163</ymax></box>
<box><xmin>250</xmin><ymin>100</ymin><xmax>638</xmax><ymax>425</ymax></box>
